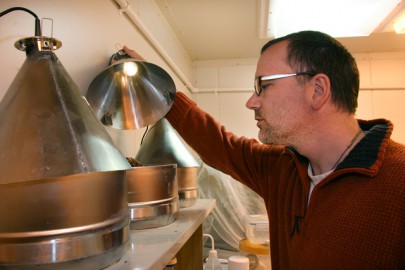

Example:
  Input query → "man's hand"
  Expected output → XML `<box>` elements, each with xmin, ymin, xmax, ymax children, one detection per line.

<box><xmin>122</xmin><ymin>46</ymin><xmax>145</xmax><ymax>61</ymax></box>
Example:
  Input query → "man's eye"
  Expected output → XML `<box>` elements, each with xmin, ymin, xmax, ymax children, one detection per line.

<box><xmin>260</xmin><ymin>83</ymin><xmax>271</xmax><ymax>91</ymax></box>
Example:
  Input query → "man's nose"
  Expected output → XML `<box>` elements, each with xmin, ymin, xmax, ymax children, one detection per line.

<box><xmin>246</xmin><ymin>92</ymin><xmax>260</xmax><ymax>110</ymax></box>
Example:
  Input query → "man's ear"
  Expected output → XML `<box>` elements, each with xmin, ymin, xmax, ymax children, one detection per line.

<box><xmin>311</xmin><ymin>73</ymin><xmax>331</xmax><ymax>110</ymax></box>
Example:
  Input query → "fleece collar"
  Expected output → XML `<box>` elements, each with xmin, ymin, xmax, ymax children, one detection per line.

<box><xmin>288</xmin><ymin>118</ymin><xmax>393</xmax><ymax>177</ymax></box>
<box><xmin>336</xmin><ymin>119</ymin><xmax>392</xmax><ymax>175</ymax></box>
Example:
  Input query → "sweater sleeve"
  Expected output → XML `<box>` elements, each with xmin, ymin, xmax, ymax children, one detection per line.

<box><xmin>165</xmin><ymin>92</ymin><xmax>286</xmax><ymax>196</ymax></box>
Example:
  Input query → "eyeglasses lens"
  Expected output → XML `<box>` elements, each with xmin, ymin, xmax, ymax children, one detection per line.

<box><xmin>254</xmin><ymin>77</ymin><xmax>261</xmax><ymax>96</ymax></box>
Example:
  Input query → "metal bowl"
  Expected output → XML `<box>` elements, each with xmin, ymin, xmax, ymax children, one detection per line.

<box><xmin>0</xmin><ymin>170</ymin><xmax>129</xmax><ymax>269</ymax></box>
<box><xmin>126</xmin><ymin>164</ymin><xmax>179</xmax><ymax>229</ymax></box>
<box><xmin>177</xmin><ymin>167</ymin><xmax>198</xmax><ymax>208</ymax></box>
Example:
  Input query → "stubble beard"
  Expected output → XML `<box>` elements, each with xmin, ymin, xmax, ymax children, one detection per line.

<box><xmin>258</xmin><ymin>125</ymin><xmax>285</xmax><ymax>145</ymax></box>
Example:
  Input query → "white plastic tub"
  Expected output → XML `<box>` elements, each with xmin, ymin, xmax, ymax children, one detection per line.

<box><xmin>244</xmin><ymin>215</ymin><xmax>269</xmax><ymax>244</ymax></box>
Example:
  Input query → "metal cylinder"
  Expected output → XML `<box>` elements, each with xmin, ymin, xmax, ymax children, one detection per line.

<box><xmin>177</xmin><ymin>167</ymin><xmax>198</xmax><ymax>208</ymax></box>
<box><xmin>0</xmin><ymin>170</ymin><xmax>130</xmax><ymax>269</ymax></box>
<box><xmin>126</xmin><ymin>164</ymin><xmax>179</xmax><ymax>229</ymax></box>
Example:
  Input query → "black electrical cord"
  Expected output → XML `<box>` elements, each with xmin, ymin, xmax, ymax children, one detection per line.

<box><xmin>0</xmin><ymin>6</ymin><xmax>42</xmax><ymax>36</ymax></box>
<box><xmin>140</xmin><ymin>125</ymin><xmax>149</xmax><ymax>146</ymax></box>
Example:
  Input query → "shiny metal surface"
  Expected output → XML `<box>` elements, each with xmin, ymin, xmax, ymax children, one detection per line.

<box><xmin>85</xmin><ymin>59</ymin><xmax>176</xmax><ymax>130</ymax></box>
<box><xmin>126</xmin><ymin>164</ymin><xmax>178</xmax><ymax>203</ymax></box>
<box><xmin>129</xmin><ymin>198</ymin><xmax>178</xmax><ymax>230</ymax></box>
<box><xmin>135</xmin><ymin>118</ymin><xmax>200</xmax><ymax>208</ymax></box>
<box><xmin>0</xmin><ymin>37</ymin><xmax>131</xmax><ymax>185</ymax></box>
<box><xmin>126</xmin><ymin>164</ymin><xmax>179</xmax><ymax>229</ymax></box>
<box><xmin>177</xmin><ymin>167</ymin><xmax>199</xmax><ymax>208</ymax></box>
<box><xmin>135</xmin><ymin>118</ymin><xmax>201</xmax><ymax>167</ymax></box>
<box><xmin>0</xmin><ymin>228</ymin><xmax>129</xmax><ymax>270</ymax></box>
<box><xmin>0</xmin><ymin>170</ymin><xmax>130</xmax><ymax>268</ymax></box>
<box><xmin>14</xmin><ymin>36</ymin><xmax>62</xmax><ymax>52</ymax></box>
<box><xmin>179</xmin><ymin>189</ymin><xmax>198</xmax><ymax>208</ymax></box>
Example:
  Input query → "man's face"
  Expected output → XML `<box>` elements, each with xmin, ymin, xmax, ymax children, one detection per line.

<box><xmin>246</xmin><ymin>41</ymin><xmax>312</xmax><ymax>146</ymax></box>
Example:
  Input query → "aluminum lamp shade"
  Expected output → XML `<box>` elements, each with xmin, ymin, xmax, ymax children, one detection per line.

<box><xmin>86</xmin><ymin>59</ymin><xmax>176</xmax><ymax>130</ymax></box>
<box><xmin>0</xmin><ymin>36</ymin><xmax>131</xmax><ymax>184</ymax></box>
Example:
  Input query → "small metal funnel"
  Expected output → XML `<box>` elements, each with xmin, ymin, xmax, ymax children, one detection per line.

<box><xmin>86</xmin><ymin>59</ymin><xmax>176</xmax><ymax>130</ymax></box>
<box><xmin>135</xmin><ymin>118</ymin><xmax>201</xmax><ymax>167</ymax></box>
<box><xmin>0</xmin><ymin>37</ymin><xmax>131</xmax><ymax>184</ymax></box>
<box><xmin>135</xmin><ymin>118</ymin><xmax>201</xmax><ymax>208</ymax></box>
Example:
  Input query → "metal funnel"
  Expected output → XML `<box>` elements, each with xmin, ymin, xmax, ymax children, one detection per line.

<box><xmin>135</xmin><ymin>118</ymin><xmax>201</xmax><ymax>208</ymax></box>
<box><xmin>135</xmin><ymin>118</ymin><xmax>201</xmax><ymax>167</ymax></box>
<box><xmin>0</xmin><ymin>36</ymin><xmax>131</xmax><ymax>184</ymax></box>
<box><xmin>86</xmin><ymin>59</ymin><xmax>176</xmax><ymax>130</ymax></box>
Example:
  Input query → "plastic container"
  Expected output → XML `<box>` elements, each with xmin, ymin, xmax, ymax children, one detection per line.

<box><xmin>228</xmin><ymin>256</ymin><xmax>249</xmax><ymax>270</ymax></box>
<box><xmin>239</xmin><ymin>239</ymin><xmax>271</xmax><ymax>270</ymax></box>
<box><xmin>204</xmin><ymin>234</ymin><xmax>222</xmax><ymax>270</ymax></box>
<box><xmin>244</xmin><ymin>215</ymin><xmax>269</xmax><ymax>244</ymax></box>
<box><xmin>205</xmin><ymin>250</ymin><xmax>222</xmax><ymax>270</ymax></box>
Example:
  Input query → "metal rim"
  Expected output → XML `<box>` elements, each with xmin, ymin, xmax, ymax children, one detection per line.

<box><xmin>0</xmin><ymin>223</ymin><xmax>129</xmax><ymax>266</ymax></box>
<box><xmin>129</xmin><ymin>197</ymin><xmax>179</xmax><ymax>229</ymax></box>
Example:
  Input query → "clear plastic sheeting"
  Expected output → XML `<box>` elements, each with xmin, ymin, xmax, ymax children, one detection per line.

<box><xmin>198</xmin><ymin>163</ymin><xmax>267</xmax><ymax>251</ymax></box>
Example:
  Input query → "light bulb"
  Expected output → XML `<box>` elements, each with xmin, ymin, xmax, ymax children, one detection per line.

<box><xmin>123</xmin><ymin>62</ymin><xmax>138</xmax><ymax>76</ymax></box>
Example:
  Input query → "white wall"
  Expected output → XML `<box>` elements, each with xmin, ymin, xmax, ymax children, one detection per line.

<box><xmin>192</xmin><ymin>53</ymin><xmax>405</xmax><ymax>144</ymax></box>
<box><xmin>0</xmin><ymin>0</ymin><xmax>192</xmax><ymax>157</ymax></box>
<box><xmin>191</xmin><ymin>58</ymin><xmax>259</xmax><ymax>140</ymax></box>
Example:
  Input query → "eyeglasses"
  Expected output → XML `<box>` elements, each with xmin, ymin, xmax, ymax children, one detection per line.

<box><xmin>254</xmin><ymin>72</ymin><xmax>316</xmax><ymax>96</ymax></box>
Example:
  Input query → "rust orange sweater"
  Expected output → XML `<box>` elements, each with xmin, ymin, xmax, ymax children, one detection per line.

<box><xmin>166</xmin><ymin>92</ymin><xmax>405</xmax><ymax>270</ymax></box>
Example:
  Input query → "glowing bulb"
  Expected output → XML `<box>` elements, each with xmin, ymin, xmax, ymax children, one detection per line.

<box><xmin>394</xmin><ymin>16</ymin><xmax>405</xmax><ymax>34</ymax></box>
<box><xmin>123</xmin><ymin>62</ymin><xmax>138</xmax><ymax>76</ymax></box>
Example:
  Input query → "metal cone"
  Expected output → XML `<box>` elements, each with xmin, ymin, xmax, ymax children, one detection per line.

<box><xmin>86</xmin><ymin>59</ymin><xmax>176</xmax><ymax>130</ymax></box>
<box><xmin>0</xmin><ymin>37</ymin><xmax>130</xmax><ymax>184</ymax></box>
<box><xmin>135</xmin><ymin>118</ymin><xmax>201</xmax><ymax>167</ymax></box>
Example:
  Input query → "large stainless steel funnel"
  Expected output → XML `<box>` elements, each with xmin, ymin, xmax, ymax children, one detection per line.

<box><xmin>86</xmin><ymin>59</ymin><xmax>176</xmax><ymax>130</ymax></box>
<box><xmin>0</xmin><ymin>37</ymin><xmax>131</xmax><ymax>185</ymax></box>
<box><xmin>135</xmin><ymin>118</ymin><xmax>201</xmax><ymax>208</ymax></box>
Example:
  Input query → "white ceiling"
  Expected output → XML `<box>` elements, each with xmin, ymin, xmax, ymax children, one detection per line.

<box><xmin>154</xmin><ymin>0</ymin><xmax>405</xmax><ymax>61</ymax></box>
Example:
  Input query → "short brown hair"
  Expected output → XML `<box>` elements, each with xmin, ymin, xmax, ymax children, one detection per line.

<box><xmin>261</xmin><ymin>31</ymin><xmax>359</xmax><ymax>113</ymax></box>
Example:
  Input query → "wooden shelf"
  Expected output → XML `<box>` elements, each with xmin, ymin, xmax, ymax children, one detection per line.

<box><xmin>108</xmin><ymin>199</ymin><xmax>216</xmax><ymax>270</ymax></box>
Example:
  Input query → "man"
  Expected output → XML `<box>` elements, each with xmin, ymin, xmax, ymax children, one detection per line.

<box><xmin>124</xmin><ymin>30</ymin><xmax>405</xmax><ymax>269</ymax></box>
